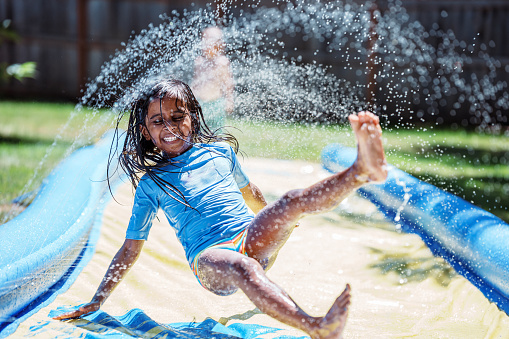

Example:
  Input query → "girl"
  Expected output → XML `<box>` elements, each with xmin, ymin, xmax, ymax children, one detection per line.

<box><xmin>54</xmin><ymin>79</ymin><xmax>388</xmax><ymax>339</ymax></box>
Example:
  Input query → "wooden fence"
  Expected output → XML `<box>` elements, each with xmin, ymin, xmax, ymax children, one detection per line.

<box><xmin>0</xmin><ymin>0</ymin><xmax>212</xmax><ymax>99</ymax></box>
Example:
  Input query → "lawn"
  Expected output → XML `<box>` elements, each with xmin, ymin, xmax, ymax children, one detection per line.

<box><xmin>229</xmin><ymin>119</ymin><xmax>509</xmax><ymax>222</ymax></box>
<box><xmin>1</xmin><ymin>100</ymin><xmax>507</xmax><ymax>224</ymax></box>
<box><xmin>0</xmin><ymin>100</ymin><xmax>113</xmax><ymax>222</ymax></box>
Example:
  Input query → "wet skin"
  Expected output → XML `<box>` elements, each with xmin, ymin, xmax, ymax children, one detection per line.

<box><xmin>141</xmin><ymin>97</ymin><xmax>193</xmax><ymax>158</ymax></box>
<box><xmin>54</xmin><ymin>110</ymin><xmax>387</xmax><ymax>339</ymax></box>
<box><xmin>197</xmin><ymin>111</ymin><xmax>386</xmax><ymax>338</ymax></box>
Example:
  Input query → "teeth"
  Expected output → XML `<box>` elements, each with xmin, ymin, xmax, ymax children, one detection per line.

<box><xmin>164</xmin><ymin>136</ymin><xmax>177</xmax><ymax>142</ymax></box>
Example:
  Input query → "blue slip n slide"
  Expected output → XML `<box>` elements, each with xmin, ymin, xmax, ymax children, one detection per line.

<box><xmin>43</xmin><ymin>307</ymin><xmax>308</xmax><ymax>339</ymax></box>
<box><xmin>321</xmin><ymin>143</ymin><xmax>509</xmax><ymax>315</ymax></box>
<box><xmin>0</xmin><ymin>131</ymin><xmax>125</xmax><ymax>338</ymax></box>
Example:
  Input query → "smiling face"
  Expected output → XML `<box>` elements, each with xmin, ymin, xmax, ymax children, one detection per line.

<box><xmin>141</xmin><ymin>96</ymin><xmax>193</xmax><ymax>158</ymax></box>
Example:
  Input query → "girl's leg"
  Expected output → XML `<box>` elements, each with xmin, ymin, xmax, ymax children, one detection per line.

<box><xmin>198</xmin><ymin>248</ymin><xmax>350</xmax><ymax>339</ymax></box>
<box><xmin>197</xmin><ymin>112</ymin><xmax>384</xmax><ymax>338</ymax></box>
<box><xmin>245</xmin><ymin>111</ymin><xmax>387</xmax><ymax>262</ymax></box>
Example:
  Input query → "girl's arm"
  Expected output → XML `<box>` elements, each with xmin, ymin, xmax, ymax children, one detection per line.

<box><xmin>240</xmin><ymin>182</ymin><xmax>267</xmax><ymax>214</ymax></box>
<box><xmin>53</xmin><ymin>239</ymin><xmax>145</xmax><ymax>320</ymax></box>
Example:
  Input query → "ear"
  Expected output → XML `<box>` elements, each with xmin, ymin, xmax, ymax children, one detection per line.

<box><xmin>140</xmin><ymin>124</ymin><xmax>151</xmax><ymax>141</ymax></box>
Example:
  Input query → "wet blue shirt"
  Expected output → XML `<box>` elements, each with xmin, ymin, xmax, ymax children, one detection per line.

<box><xmin>125</xmin><ymin>142</ymin><xmax>253</xmax><ymax>265</ymax></box>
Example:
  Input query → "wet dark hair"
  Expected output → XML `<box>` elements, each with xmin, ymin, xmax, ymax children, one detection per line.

<box><xmin>109</xmin><ymin>78</ymin><xmax>239</xmax><ymax>207</ymax></box>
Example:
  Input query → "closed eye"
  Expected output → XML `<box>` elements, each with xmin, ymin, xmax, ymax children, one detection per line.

<box><xmin>149</xmin><ymin>112</ymin><xmax>187</xmax><ymax>125</ymax></box>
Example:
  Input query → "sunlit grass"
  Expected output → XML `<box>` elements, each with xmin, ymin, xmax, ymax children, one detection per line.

<box><xmin>229</xmin><ymin>118</ymin><xmax>509</xmax><ymax>222</ymax></box>
<box><xmin>229</xmin><ymin>119</ymin><xmax>353</xmax><ymax>161</ymax></box>
<box><xmin>0</xmin><ymin>100</ymin><xmax>113</xmax><ymax>214</ymax></box>
<box><xmin>0</xmin><ymin>101</ymin><xmax>109</xmax><ymax>140</ymax></box>
<box><xmin>0</xmin><ymin>142</ymin><xmax>68</xmax><ymax>202</ymax></box>
<box><xmin>1</xmin><ymin>100</ymin><xmax>507</xmax><ymax>224</ymax></box>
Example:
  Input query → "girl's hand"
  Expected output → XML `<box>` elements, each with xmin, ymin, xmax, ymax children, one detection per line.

<box><xmin>52</xmin><ymin>302</ymin><xmax>100</xmax><ymax>320</ymax></box>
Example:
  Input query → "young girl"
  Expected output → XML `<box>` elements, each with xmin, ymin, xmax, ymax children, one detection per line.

<box><xmin>54</xmin><ymin>79</ymin><xmax>388</xmax><ymax>339</ymax></box>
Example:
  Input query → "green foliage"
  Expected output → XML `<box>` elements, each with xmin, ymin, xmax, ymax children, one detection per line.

<box><xmin>0</xmin><ymin>19</ymin><xmax>18</xmax><ymax>44</ymax></box>
<box><xmin>0</xmin><ymin>19</ymin><xmax>37</xmax><ymax>82</ymax></box>
<box><xmin>2</xmin><ymin>61</ymin><xmax>36</xmax><ymax>81</ymax></box>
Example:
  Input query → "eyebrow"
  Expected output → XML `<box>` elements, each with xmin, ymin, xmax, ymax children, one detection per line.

<box><xmin>148</xmin><ymin>113</ymin><xmax>162</xmax><ymax>120</ymax></box>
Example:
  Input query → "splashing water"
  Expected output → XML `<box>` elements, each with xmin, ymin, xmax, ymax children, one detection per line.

<box><xmin>3</xmin><ymin>2</ymin><xmax>509</xmax><ymax>337</ymax></box>
<box><xmin>3</xmin><ymin>0</ymin><xmax>508</xmax><ymax>224</ymax></box>
<box><xmin>77</xmin><ymin>0</ymin><xmax>507</xmax><ymax>126</ymax></box>
<box><xmin>394</xmin><ymin>172</ymin><xmax>412</xmax><ymax>225</ymax></box>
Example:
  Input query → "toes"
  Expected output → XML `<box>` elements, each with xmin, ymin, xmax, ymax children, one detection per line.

<box><xmin>348</xmin><ymin>114</ymin><xmax>360</xmax><ymax>131</ymax></box>
<box><xmin>355</xmin><ymin>111</ymin><xmax>377</xmax><ymax>130</ymax></box>
<box><xmin>336</xmin><ymin>285</ymin><xmax>352</xmax><ymax>307</ymax></box>
<box><xmin>358</xmin><ymin>111</ymin><xmax>379</xmax><ymax>125</ymax></box>
<box><xmin>358</xmin><ymin>111</ymin><xmax>367</xmax><ymax>124</ymax></box>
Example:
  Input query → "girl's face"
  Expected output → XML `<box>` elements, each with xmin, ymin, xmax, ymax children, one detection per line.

<box><xmin>141</xmin><ymin>96</ymin><xmax>193</xmax><ymax>158</ymax></box>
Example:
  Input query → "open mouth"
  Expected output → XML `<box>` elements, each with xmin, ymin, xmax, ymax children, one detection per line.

<box><xmin>163</xmin><ymin>136</ymin><xmax>178</xmax><ymax>143</ymax></box>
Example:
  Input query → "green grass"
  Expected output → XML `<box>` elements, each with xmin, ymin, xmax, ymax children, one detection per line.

<box><xmin>228</xmin><ymin>119</ymin><xmax>509</xmax><ymax>222</ymax></box>
<box><xmin>0</xmin><ymin>100</ymin><xmax>113</xmax><ymax>221</ymax></box>
<box><xmin>0</xmin><ymin>100</ymin><xmax>114</xmax><ymax>141</ymax></box>
<box><xmin>229</xmin><ymin>119</ymin><xmax>354</xmax><ymax>161</ymax></box>
<box><xmin>1</xmin><ymin>100</ymin><xmax>507</xmax><ymax>224</ymax></box>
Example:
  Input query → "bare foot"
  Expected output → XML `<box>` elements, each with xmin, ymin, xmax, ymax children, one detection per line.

<box><xmin>348</xmin><ymin>111</ymin><xmax>387</xmax><ymax>183</ymax></box>
<box><xmin>309</xmin><ymin>285</ymin><xmax>351</xmax><ymax>339</ymax></box>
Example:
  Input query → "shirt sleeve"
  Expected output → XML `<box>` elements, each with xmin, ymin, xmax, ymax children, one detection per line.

<box><xmin>126</xmin><ymin>179</ymin><xmax>159</xmax><ymax>240</ymax></box>
<box><xmin>228</xmin><ymin>145</ymin><xmax>250</xmax><ymax>189</ymax></box>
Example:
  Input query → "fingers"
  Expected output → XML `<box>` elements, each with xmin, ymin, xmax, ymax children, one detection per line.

<box><xmin>52</xmin><ymin>303</ymin><xmax>99</xmax><ymax>321</ymax></box>
<box><xmin>339</xmin><ymin>284</ymin><xmax>351</xmax><ymax>298</ymax></box>
<box><xmin>52</xmin><ymin>310</ymin><xmax>85</xmax><ymax>321</ymax></box>
<box><xmin>335</xmin><ymin>284</ymin><xmax>351</xmax><ymax>304</ymax></box>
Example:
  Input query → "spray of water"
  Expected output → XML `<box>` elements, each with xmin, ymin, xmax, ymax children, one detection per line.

<box><xmin>3</xmin><ymin>0</ymin><xmax>508</xmax><ymax>224</ymax></box>
<box><xmin>71</xmin><ymin>0</ymin><xmax>507</xmax><ymax>130</ymax></box>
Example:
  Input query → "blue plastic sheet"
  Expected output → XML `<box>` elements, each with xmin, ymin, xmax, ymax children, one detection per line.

<box><xmin>41</xmin><ymin>307</ymin><xmax>308</xmax><ymax>339</ymax></box>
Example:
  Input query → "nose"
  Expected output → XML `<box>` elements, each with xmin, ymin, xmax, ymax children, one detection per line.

<box><xmin>163</xmin><ymin>119</ymin><xmax>176</xmax><ymax>130</ymax></box>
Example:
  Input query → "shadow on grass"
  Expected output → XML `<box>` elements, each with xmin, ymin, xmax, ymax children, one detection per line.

<box><xmin>368</xmin><ymin>245</ymin><xmax>457</xmax><ymax>287</ymax></box>
<box><xmin>0</xmin><ymin>134</ymin><xmax>62</xmax><ymax>145</ymax></box>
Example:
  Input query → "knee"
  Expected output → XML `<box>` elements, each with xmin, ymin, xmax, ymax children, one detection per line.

<box><xmin>231</xmin><ymin>256</ymin><xmax>265</xmax><ymax>283</ymax></box>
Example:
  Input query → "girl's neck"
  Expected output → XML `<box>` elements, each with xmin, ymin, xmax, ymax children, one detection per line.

<box><xmin>163</xmin><ymin>143</ymin><xmax>193</xmax><ymax>159</ymax></box>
